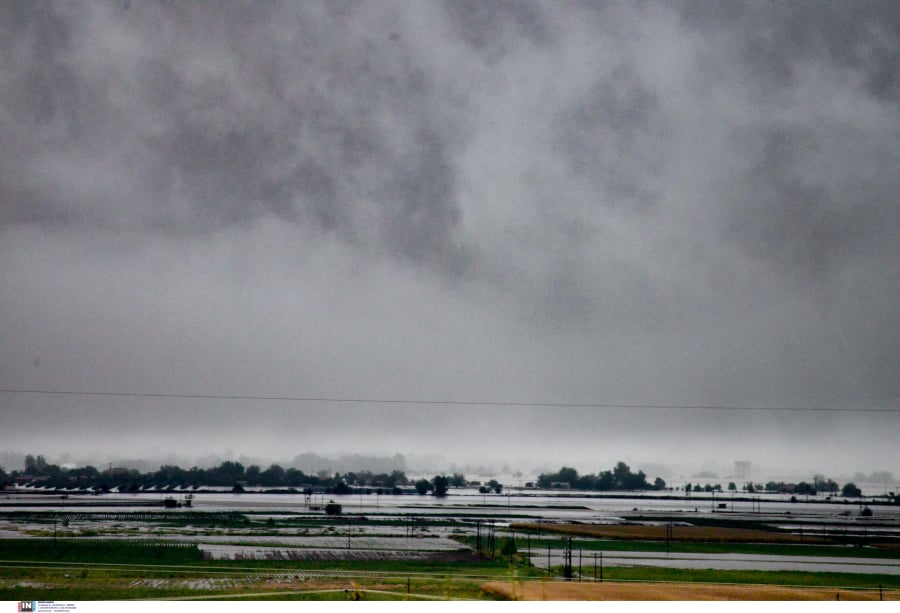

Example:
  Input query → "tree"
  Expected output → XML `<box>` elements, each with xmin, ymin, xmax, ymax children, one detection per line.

<box><xmin>841</xmin><ymin>482</ymin><xmax>862</xmax><ymax>497</ymax></box>
<box><xmin>210</xmin><ymin>461</ymin><xmax>244</xmax><ymax>486</ymax></box>
<box><xmin>389</xmin><ymin>470</ymin><xmax>409</xmax><ymax>486</ymax></box>
<box><xmin>613</xmin><ymin>462</ymin><xmax>631</xmax><ymax>487</ymax></box>
<box><xmin>449</xmin><ymin>473</ymin><xmax>466</xmax><ymax>487</ymax></box>
<box><xmin>260</xmin><ymin>464</ymin><xmax>285</xmax><ymax>486</ymax></box>
<box><xmin>596</xmin><ymin>470</ymin><xmax>615</xmax><ymax>490</ymax></box>
<box><xmin>285</xmin><ymin>468</ymin><xmax>306</xmax><ymax>487</ymax></box>
<box><xmin>488</xmin><ymin>479</ymin><xmax>502</xmax><ymax>494</ymax></box>
<box><xmin>576</xmin><ymin>474</ymin><xmax>597</xmax><ymax>490</ymax></box>
<box><xmin>245</xmin><ymin>465</ymin><xmax>261</xmax><ymax>486</ymax></box>
<box><xmin>822</xmin><ymin>478</ymin><xmax>839</xmax><ymax>493</ymax></box>
<box><xmin>24</xmin><ymin>455</ymin><xmax>47</xmax><ymax>476</ymax></box>
<box><xmin>653</xmin><ymin>477</ymin><xmax>666</xmax><ymax>490</ymax></box>
<box><xmin>796</xmin><ymin>482</ymin><xmax>816</xmax><ymax>495</ymax></box>
<box><xmin>557</xmin><ymin>467</ymin><xmax>579</xmax><ymax>486</ymax></box>
<box><xmin>607</xmin><ymin>462</ymin><xmax>650</xmax><ymax>490</ymax></box>
<box><xmin>433</xmin><ymin>475</ymin><xmax>449</xmax><ymax>497</ymax></box>
<box><xmin>414</xmin><ymin>479</ymin><xmax>433</xmax><ymax>495</ymax></box>
<box><xmin>728</xmin><ymin>482</ymin><xmax>737</xmax><ymax>491</ymax></box>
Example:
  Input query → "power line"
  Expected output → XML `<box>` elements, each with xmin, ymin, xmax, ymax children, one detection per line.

<box><xmin>0</xmin><ymin>388</ymin><xmax>896</xmax><ymax>413</ymax></box>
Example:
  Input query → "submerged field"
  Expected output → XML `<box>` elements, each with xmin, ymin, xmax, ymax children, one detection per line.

<box><xmin>2</xmin><ymin>501</ymin><xmax>899</xmax><ymax>600</ymax></box>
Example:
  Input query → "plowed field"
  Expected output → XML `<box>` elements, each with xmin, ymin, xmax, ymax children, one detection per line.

<box><xmin>513</xmin><ymin>523</ymin><xmax>806</xmax><ymax>543</ymax></box>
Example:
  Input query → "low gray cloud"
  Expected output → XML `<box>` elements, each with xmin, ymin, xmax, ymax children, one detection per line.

<box><xmin>1</xmin><ymin>1</ymin><xmax>897</xmax><ymax>478</ymax></box>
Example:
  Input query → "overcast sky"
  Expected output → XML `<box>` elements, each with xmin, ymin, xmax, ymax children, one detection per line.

<box><xmin>1</xmin><ymin>1</ymin><xmax>898</xmax><ymax>480</ymax></box>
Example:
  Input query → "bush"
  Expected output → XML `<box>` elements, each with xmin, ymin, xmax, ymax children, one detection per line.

<box><xmin>841</xmin><ymin>483</ymin><xmax>862</xmax><ymax>497</ymax></box>
<box><xmin>500</xmin><ymin>538</ymin><xmax>517</xmax><ymax>556</ymax></box>
<box><xmin>415</xmin><ymin>479</ymin><xmax>433</xmax><ymax>495</ymax></box>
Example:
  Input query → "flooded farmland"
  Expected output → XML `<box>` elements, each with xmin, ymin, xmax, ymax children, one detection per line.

<box><xmin>3</xmin><ymin>486</ymin><xmax>900</xmax><ymax>571</ymax></box>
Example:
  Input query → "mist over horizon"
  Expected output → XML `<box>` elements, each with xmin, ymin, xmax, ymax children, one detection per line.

<box><xmin>2</xmin><ymin>2</ymin><xmax>897</xmax><ymax>483</ymax></box>
<box><xmin>2</xmin><ymin>426</ymin><xmax>897</xmax><ymax>487</ymax></box>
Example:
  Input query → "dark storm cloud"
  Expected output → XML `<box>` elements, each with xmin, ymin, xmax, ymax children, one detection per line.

<box><xmin>554</xmin><ymin>64</ymin><xmax>664</xmax><ymax>210</ymax></box>
<box><xmin>442</xmin><ymin>0</ymin><xmax>553</xmax><ymax>56</ymax></box>
<box><xmin>671</xmin><ymin>0</ymin><xmax>900</xmax><ymax>279</ymax></box>
<box><xmin>0</xmin><ymin>1</ymin><xmax>467</xmax><ymax>269</ymax></box>
<box><xmin>1</xmin><ymin>1</ymin><xmax>898</xmax><ymax>476</ymax></box>
<box><xmin>678</xmin><ymin>0</ymin><xmax>900</xmax><ymax>103</ymax></box>
<box><xmin>728</xmin><ymin>125</ymin><xmax>897</xmax><ymax>276</ymax></box>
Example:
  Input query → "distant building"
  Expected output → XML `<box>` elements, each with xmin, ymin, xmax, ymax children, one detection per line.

<box><xmin>734</xmin><ymin>461</ymin><xmax>752</xmax><ymax>481</ymax></box>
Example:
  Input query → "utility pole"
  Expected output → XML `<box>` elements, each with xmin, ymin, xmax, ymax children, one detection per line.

<box><xmin>489</xmin><ymin>522</ymin><xmax>496</xmax><ymax>557</ymax></box>
<box><xmin>527</xmin><ymin>533</ymin><xmax>531</xmax><ymax>566</ymax></box>
<box><xmin>665</xmin><ymin>522</ymin><xmax>672</xmax><ymax>553</ymax></box>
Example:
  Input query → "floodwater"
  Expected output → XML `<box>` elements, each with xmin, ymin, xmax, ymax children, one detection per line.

<box><xmin>4</xmin><ymin>487</ymin><xmax>900</xmax><ymax>574</ymax></box>
<box><xmin>6</xmin><ymin>487</ymin><xmax>899</xmax><ymax>518</ymax></box>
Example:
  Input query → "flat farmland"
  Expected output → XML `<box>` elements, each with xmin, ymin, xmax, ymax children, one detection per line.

<box><xmin>482</xmin><ymin>580</ymin><xmax>898</xmax><ymax>601</ymax></box>
<box><xmin>2</xmin><ymin>494</ymin><xmax>899</xmax><ymax>600</ymax></box>
<box><xmin>514</xmin><ymin>522</ymin><xmax>808</xmax><ymax>543</ymax></box>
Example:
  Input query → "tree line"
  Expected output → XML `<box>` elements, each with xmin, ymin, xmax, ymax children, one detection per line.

<box><xmin>5</xmin><ymin>456</ymin><xmax>471</xmax><ymax>498</ymax></box>
<box><xmin>4</xmin><ymin>454</ymin><xmax>413</xmax><ymax>494</ymax></box>
<box><xmin>537</xmin><ymin>462</ymin><xmax>666</xmax><ymax>491</ymax></box>
<box><xmin>5</xmin><ymin>455</ymin><xmax>891</xmax><ymax>501</ymax></box>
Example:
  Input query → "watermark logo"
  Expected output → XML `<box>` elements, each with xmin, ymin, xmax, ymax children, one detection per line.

<box><xmin>18</xmin><ymin>603</ymin><xmax>35</xmax><ymax>613</ymax></box>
